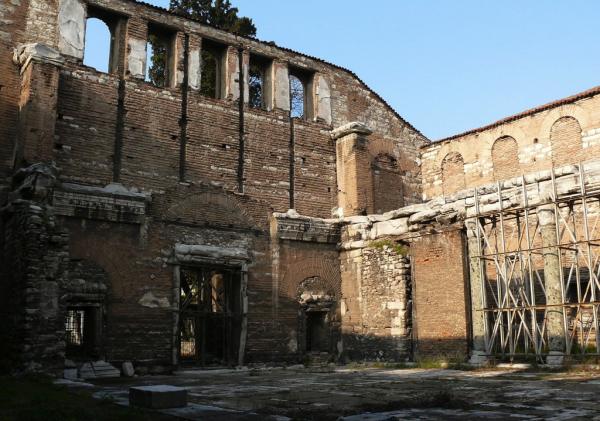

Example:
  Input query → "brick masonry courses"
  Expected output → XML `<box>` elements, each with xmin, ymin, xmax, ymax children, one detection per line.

<box><xmin>3</xmin><ymin>0</ymin><xmax>600</xmax><ymax>373</ymax></box>
<box><xmin>0</xmin><ymin>0</ymin><xmax>426</xmax><ymax>372</ymax></box>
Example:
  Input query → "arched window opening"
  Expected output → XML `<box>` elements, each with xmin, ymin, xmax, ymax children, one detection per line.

<box><xmin>289</xmin><ymin>68</ymin><xmax>313</xmax><ymax>120</ymax></box>
<box><xmin>550</xmin><ymin>116</ymin><xmax>582</xmax><ymax>167</ymax></box>
<box><xmin>248</xmin><ymin>54</ymin><xmax>270</xmax><ymax>109</ymax></box>
<box><xmin>146</xmin><ymin>24</ymin><xmax>176</xmax><ymax>88</ymax></box>
<box><xmin>441</xmin><ymin>152</ymin><xmax>466</xmax><ymax>196</ymax></box>
<box><xmin>289</xmin><ymin>74</ymin><xmax>305</xmax><ymax>118</ymax></box>
<box><xmin>492</xmin><ymin>136</ymin><xmax>519</xmax><ymax>181</ymax></box>
<box><xmin>83</xmin><ymin>18</ymin><xmax>112</xmax><ymax>73</ymax></box>
<box><xmin>372</xmin><ymin>153</ymin><xmax>404</xmax><ymax>213</ymax></box>
<box><xmin>200</xmin><ymin>40</ymin><xmax>226</xmax><ymax>99</ymax></box>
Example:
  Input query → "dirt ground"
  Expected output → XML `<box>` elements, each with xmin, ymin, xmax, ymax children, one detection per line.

<box><xmin>62</xmin><ymin>365</ymin><xmax>600</xmax><ymax>420</ymax></box>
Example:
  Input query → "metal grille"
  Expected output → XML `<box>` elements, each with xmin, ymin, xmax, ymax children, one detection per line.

<box><xmin>468</xmin><ymin>162</ymin><xmax>600</xmax><ymax>360</ymax></box>
<box><xmin>179</xmin><ymin>266</ymin><xmax>241</xmax><ymax>366</ymax></box>
<box><xmin>65</xmin><ymin>309</ymin><xmax>85</xmax><ymax>347</ymax></box>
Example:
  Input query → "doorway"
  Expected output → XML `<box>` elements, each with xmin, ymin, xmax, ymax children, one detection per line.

<box><xmin>179</xmin><ymin>265</ymin><xmax>242</xmax><ymax>366</ymax></box>
<box><xmin>64</xmin><ymin>306</ymin><xmax>101</xmax><ymax>360</ymax></box>
<box><xmin>306</xmin><ymin>311</ymin><xmax>329</xmax><ymax>352</ymax></box>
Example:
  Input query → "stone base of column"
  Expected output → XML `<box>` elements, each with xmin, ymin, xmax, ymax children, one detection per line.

<box><xmin>469</xmin><ymin>350</ymin><xmax>489</xmax><ymax>366</ymax></box>
<box><xmin>545</xmin><ymin>351</ymin><xmax>564</xmax><ymax>367</ymax></box>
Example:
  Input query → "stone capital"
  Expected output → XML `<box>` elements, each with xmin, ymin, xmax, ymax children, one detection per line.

<box><xmin>13</xmin><ymin>43</ymin><xmax>64</xmax><ymax>69</ymax></box>
<box><xmin>330</xmin><ymin>122</ymin><xmax>373</xmax><ymax>140</ymax></box>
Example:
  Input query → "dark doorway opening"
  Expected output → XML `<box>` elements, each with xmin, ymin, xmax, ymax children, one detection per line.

<box><xmin>179</xmin><ymin>265</ymin><xmax>242</xmax><ymax>366</ymax></box>
<box><xmin>306</xmin><ymin>311</ymin><xmax>329</xmax><ymax>352</ymax></box>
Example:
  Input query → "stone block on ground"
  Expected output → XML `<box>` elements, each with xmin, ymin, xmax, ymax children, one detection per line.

<box><xmin>129</xmin><ymin>385</ymin><xmax>188</xmax><ymax>409</ymax></box>
<box><xmin>122</xmin><ymin>361</ymin><xmax>135</xmax><ymax>377</ymax></box>
<box><xmin>63</xmin><ymin>368</ymin><xmax>78</xmax><ymax>380</ymax></box>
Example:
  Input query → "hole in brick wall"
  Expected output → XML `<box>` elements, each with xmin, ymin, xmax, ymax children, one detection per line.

<box><xmin>146</xmin><ymin>23</ymin><xmax>176</xmax><ymax>88</ymax></box>
<box><xmin>533</xmin><ymin>138</ymin><xmax>539</xmax><ymax>144</ymax></box>
<box><xmin>83</xmin><ymin>18</ymin><xmax>111</xmax><ymax>73</ymax></box>
<box><xmin>301</xmin><ymin>157</ymin><xmax>306</xmax><ymax>164</ymax></box>
<box><xmin>289</xmin><ymin>66</ymin><xmax>314</xmax><ymax>120</ymax></box>
<box><xmin>200</xmin><ymin>39</ymin><xmax>226</xmax><ymax>99</ymax></box>
<box><xmin>289</xmin><ymin>73</ymin><xmax>305</xmax><ymax>119</ymax></box>
<box><xmin>83</xmin><ymin>6</ymin><xmax>124</xmax><ymax>74</ymax></box>
<box><xmin>58</xmin><ymin>113</ymin><xmax>64</xmax><ymax>120</ymax></box>
<box><xmin>249</xmin><ymin>54</ymin><xmax>270</xmax><ymax>109</ymax></box>
<box><xmin>171</xmin><ymin>134</ymin><xmax>178</xmax><ymax>140</ymax></box>
<box><xmin>327</xmin><ymin>187</ymin><xmax>331</xmax><ymax>192</ymax></box>
<box><xmin>54</xmin><ymin>143</ymin><xmax>64</xmax><ymax>150</ymax></box>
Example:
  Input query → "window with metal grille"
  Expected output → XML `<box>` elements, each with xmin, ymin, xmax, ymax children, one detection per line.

<box><xmin>65</xmin><ymin>309</ymin><xmax>85</xmax><ymax>347</ymax></box>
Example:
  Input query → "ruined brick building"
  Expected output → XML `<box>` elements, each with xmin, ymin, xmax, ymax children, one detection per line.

<box><xmin>1</xmin><ymin>0</ymin><xmax>600</xmax><ymax>373</ymax></box>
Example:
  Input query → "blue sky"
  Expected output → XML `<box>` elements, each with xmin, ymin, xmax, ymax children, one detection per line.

<box><xmin>84</xmin><ymin>0</ymin><xmax>600</xmax><ymax>140</ymax></box>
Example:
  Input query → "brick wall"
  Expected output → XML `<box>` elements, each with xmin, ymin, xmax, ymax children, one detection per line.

<box><xmin>492</xmin><ymin>136</ymin><xmax>519</xmax><ymax>181</ymax></box>
<box><xmin>441</xmin><ymin>152</ymin><xmax>465</xmax><ymax>197</ymax></box>
<box><xmin>3</xmin><ymin>0</ymin><xmax>427</xmax><ymax>370</ymax></box>
<box><xmin>0</xmin><ymin>0</ymin><xmax>28</xmax><ymax>181</ymax></box>
<box><xmin>411</xmin><ymin>229</ymin><xmax>470</xmax><ymax>359</ymax></box>
<box><xmin>551</xmin><ymin>116</ymin><xmax>582</xmax><ymax>167</ymax></box>
<box><xmin>421</xmin><ymin>92</ymin><xmax>600</xmax><ymax>199</ymax></box>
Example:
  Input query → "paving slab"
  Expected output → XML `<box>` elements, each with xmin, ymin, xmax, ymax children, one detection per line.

<box><xmin>87</xmin><ymin>366</ymin><xmax>600</xmax><ymax>420</ymax></box>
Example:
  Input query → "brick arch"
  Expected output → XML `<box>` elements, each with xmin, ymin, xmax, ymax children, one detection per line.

<box><xmin>280</xmin><ymin>256</ymin><xmax>341</xmax><ymax>301</ymax></box>
<box><xmin>441</xmin><ymin>152</ymin><xmax>466</xmax><ymax>196</ymax></box>
<box><xmin>492</xmin><ymin>136</ymin><xmax>520</xmax><ymax>181</ymax></box>
<box><xmin>155</xmin><ymin>184</ymin><xmax>264</xmax><ymax>230</ymax></box>
<box><xmin>550</xmin><ymin>116</ymin><xmax>582</xmax><ymax>167</ymax></box>
<box><xmin>67</xmin><ymin>227</ymin><xmax>141</xmax><ymax>300</ymax></box>
<box><xmin>66</xmin><ymin>258</ymin><xmax>110</xmax><ymax>301</ymax></box>
<box><xmin>368</xmin><ymin>137</ymin><xmax>397</xmax><ymax>158</ymax></box>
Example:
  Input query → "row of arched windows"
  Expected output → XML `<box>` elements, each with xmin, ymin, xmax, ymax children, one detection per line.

<box><xmin>441</xmin><ymin>116</ymin><xmax>583</xmax><ymax>196</ymax></box>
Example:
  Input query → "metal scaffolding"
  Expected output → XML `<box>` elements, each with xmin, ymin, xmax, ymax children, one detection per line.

<box><xmin>469</xmin><ymin>162</ymin><xmax>600</xmax><ymax>361</ymax></box>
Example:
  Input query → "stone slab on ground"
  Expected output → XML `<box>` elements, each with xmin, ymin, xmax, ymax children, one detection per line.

<box><xmin>129</xmin><ymin>385</ymin><xmax>187</xmax><ymax>409</ymax></box>
<box><xmin>86</xmin><ymin>367</ymin><xmax>600</xmax><ymax>420</ymax></box>
<box><xmin>79</xmin><ymin>361</ymin><xmax>120</xmax><ymax>379</ymax></box>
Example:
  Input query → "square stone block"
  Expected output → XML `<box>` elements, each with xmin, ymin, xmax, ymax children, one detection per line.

<box><xmin>129</xmin><ymin>385</ymin><xmax>187</xmax><ymax>409</ymax></box>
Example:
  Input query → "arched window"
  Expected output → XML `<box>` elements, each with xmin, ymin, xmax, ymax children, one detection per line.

<box><xmin>289</xmin><ymin>74</ymin><xmax>305</xmax><ymax>118</ymax></box>
<box><xmin>492</xmin><ymin>136</ymin><xmax>519</xmax><ymax>181</ymax></box>
<box><xmin>83</xmin><ymin>17</ymin><xmax>112</xmax><ymax>73</ymax></box>
<box><xmin>441</xmin><ymin>152</ymin><xmax>466</xmax><ymax>196</ymax></box>
<box><xmin>550</xmin><ymin>116</ymin><xmax>582</xmax><ymax>167</ymax></box>
<box><xmin>200</xmin><ymin>40</ymin><xmax>225</xmax><ymax>98</ymax></box>
<box><xmin>248</xmin><ymin>54</ymin><xmax>270</xmax><ymax>109</ymax></box>
<box><xmin>372</xmin><ymin>153</ymin><xmax>404</xmax><ymax>213</ymax></box>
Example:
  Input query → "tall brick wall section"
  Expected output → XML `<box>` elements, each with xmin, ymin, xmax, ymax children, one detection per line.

<box><xmin>55</xmin><ymin>70</ymin><xmax>117</xmax><ymax>186</ymax></box>
<box><xmin>411</xmin><ymin>229</ymin><xmax>470</xmax><ymax>359</ymax></box>
<box><xmin>421</xmin><ymin>93</ymin><xmax>600</xmax><ymax>199</ymax></box>
<box><xmin>273</xmin><ymin>241</ymin><xmax>341</xmax><ymax>362</ymax></box>
<box><xmin>2</xmin><ymin>0</ymin><xmax>427</xmax><ymax>369</ymax></box>
<box><xmin>340</xmin><ymin>246</ymin><xmax>411</xmax><ymax>361</ymax></box>
<box><xmin>0</xmin><ymin>201</ymin><xmax>70</xmax><ymax>374</ymax></box>
<box><xmin>329</xmin><ymin>72</ymin><xmax>427</xmax><ymax>206</ymax></box>
<box><xmin>0</xmin><ymin>0</ymin><xmax>28</xmax><ymax>180</ymax></box>
<box><xmin>372</xmin><ymin>154</ymin><xmax>405</xmax><ymax>214</ymax></box>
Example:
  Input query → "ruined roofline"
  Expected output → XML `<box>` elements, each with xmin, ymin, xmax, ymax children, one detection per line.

<box><xmin>114</xmin><ymin>0</ymin><xmax>427</xmax><ymax>141</ymax></box>
<box><xmin>426</xmin><ymin>84</ymin><xmax>600</xmax><ymax>148</ymax></box>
